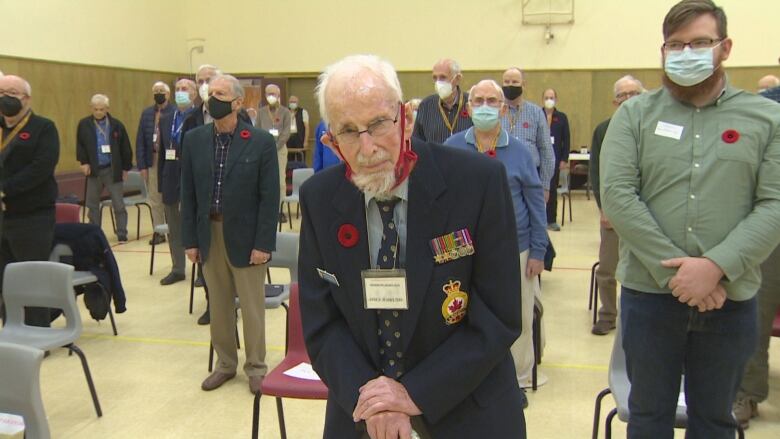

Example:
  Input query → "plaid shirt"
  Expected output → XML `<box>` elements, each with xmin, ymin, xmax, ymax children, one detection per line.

<box><xmin>760</xmin><ymin>86</ymin><xmax>780</xmax><ymax>103</ymax></box>
<box><xmin>500</xmin><ymin>100</ymin><xmax>555</xmax><ymax>190</ymax></box>
<box><xmin>211</xmin><ymin>131</ymin><xmax>233</xmax><ymax>214</ymax></box>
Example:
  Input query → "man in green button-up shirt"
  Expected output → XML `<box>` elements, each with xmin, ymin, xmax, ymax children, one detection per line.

<box><xmin>601</xmin><ymin>1</ymin><xmax>780</xmax><ymax>437</ymax></box>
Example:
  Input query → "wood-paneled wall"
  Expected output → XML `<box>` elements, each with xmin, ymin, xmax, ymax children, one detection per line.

<box><xmin>2</xmin><ymin>53</ymin><xmax>775</xmax><ymax>175</ymax></box>
<box><xmin>0</xmin><ymin>55</ymin><xmax>180</xmax><ymax>173</ymax></box>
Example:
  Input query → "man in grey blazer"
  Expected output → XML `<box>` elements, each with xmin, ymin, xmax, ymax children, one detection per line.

<box><xmin>180</xmin><ymin>74</ymin><xmax>279</xmax><ymax>394</ymax></box>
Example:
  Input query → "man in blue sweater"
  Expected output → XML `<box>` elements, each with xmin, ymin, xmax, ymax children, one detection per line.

<box><xmin>445</xmin><ymin>79</ymin><xmax>548</xmax><ymax>390</ymax></box>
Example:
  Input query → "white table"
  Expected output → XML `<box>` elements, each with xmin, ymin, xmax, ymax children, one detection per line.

<box><xmin>568</xmin><ymin>152</ymin><xmax>591</xmax><ymax>161</ymax></box>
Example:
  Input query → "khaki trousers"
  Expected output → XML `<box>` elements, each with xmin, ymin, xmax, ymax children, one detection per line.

<box><xmin>146</xmin><ymin>152</ymin><xmax>165</xmax><ymax>226</ymax></box>
<box><xmin>510</xmin><ymin>249</ymin><xmax>543</xmax><ymax>383</ymax></box>
<box><xmin>596</xmin><ymin>225</ymin><xmax>619</xmax><ymax>323</ymax></box>
<box><xmin>278</xmin><ymin>145</ymin><xmax>288</xmax><ymax>210</ymax></box>
<box><xmin>202</xmin><ymin>221</ymin><xmax>267</xmax><ymax>377</ymax></box>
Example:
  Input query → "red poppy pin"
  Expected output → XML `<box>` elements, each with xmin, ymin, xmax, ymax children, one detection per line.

<box><xmin>722</xmin><ymin>129</ymin><xmax>739</xmax><ymax>144</ymax></box>
<box><xmin>523</xmin><ymin>122</ymin><xmax>530</xmax><ymax>129</ymax></box>
<box><xmin>460</xmin><ymin>109</ymin><xmax>469</xmax><ymax>118</ymax></box>
<box><xmin>113</xmin><ymin>132</ymin><xmax>119</xmax><ymax>139</ymax></box>
<box><xmin>553</xmin><ymin>117</ymin><xmax>559</xmax><ymax>123</ymax></box>
<box><xmin>240</xmin><ymin>129</ymin><xmax>251</xmax><ymax>139</ymax></box>
<box><xmin>337</xmin><ymin>223</ymin><xmax>359</xmax><ymax>248</ymax></box>
<box><xmin>485</xmin><ymin>150</ymin><xmax>497</xmax><ymax>158</ymax></box>
<box><xmin>18</xmin><ymin>132</ymin><xmax>30</xmax><ymax>141</ymax></box>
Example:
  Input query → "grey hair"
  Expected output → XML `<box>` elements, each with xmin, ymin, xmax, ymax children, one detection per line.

<box><xmin>468</xmin><ymin>79</ymin><xmax>504</xmax><ymax>100</ymax></box>
<box><xmin>212</xmin><ymin>74</ymin><xmax>244</xmax><ymax>98</ymax></box>
<box><xmin>152</xmin><ymin>81</ymin><xmax>170</xmax><ymax>93</ymax></box>
<box><xmin>91</xmin><ymin>94</ymin><xmax>109</xmax><ymax>107</ymax></box>
<box><xmin>316</xmin><ymin>54</ymin><xmax>403</xmax><ymax>125</ymax></box>
<box><xmin>175</xmin><ymin>78</ymin><xmax>197</xmax><ymax>92</ymax></box>
<box><xmin>613</xmin><ymin>75</ymin><xmax>645</xmax><ymax>96</ymax></box>
<box><xmin>197</xmin><ymin>64</ymin><xmax>222</xmax><ymax>75</ymax></box>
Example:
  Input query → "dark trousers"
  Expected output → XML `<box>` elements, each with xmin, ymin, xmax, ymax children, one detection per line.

<box><xmin>621</xmin><ymin>287</ymin><xmax>756</xmax><ymax>439</ymax></box>
<box><xmin>546</xmin><ymin>165</ymin><xmax>560</xmax><ymax>224</ymax></box>
<box><xmin>0</xmin><ymin>212</ymin><xmax>55</xmax><ymax>327</ymax></box>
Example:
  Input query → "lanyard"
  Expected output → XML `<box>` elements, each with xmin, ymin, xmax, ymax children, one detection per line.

<box><xmin>508</xmin><ymin>104</ymin><xmax>524</xmax><ymax>132</ymax></box>
<box><xmin>437</xmin><ymin>91</ymin><xmax>463</xmax><ymax>135</ymax></box>
<box><xmin>170</xmin><ymin>111</ymin><xmax>185</xmax><ymax>145</ymax></box>
<box><xmin>0</xmin><ymin>111</ymin><xmax>32</xmax><ymax>151</ymax></box>
<box><xmin>94</xmin><ymin>118</ymin><xmax>111</xmax><ymax>143</ymax></box>
<box><xmin>475</xmin><ymin>131</ymin><xmax>499</xmax><ymax>153</ymax></box>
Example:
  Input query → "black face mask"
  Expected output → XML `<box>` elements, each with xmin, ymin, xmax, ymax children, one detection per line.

<box><xmin>207</xmin><ymin>96</ymin><xmax>234</xmax><ymax>120</ymax></box>
<box><xmin>154</xmin><ymin>93</ymin><xmax>167</xmax><ymax>105</ymax></box>
<box><xmin>502</xmin><ymin>85</ymin><xmax>523</xmax><ymax>101</ymax></box>
<box><xmin>0</xmin><ymin>95</ymin><xmax>23</xmax><ymax>117</ymax></box>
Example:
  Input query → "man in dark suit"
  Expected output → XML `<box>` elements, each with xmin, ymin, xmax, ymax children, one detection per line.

<box><xmin>76</xmin><ymin>94</ymin><xmax>133</xmax><ymax>242</ymax></box>
<box><xmin>180</xmin><ymin>74</ymin><xmax>279</xmax><ymax>394</ymax></box>
<box><xmin>299</xmin><ymin>55</ymin><xmax>526</xmax><ymax>439</ymax></box>
<box><xmin>0</xmin><ymin>74</ymin><xmax>60</xmax><ymax>327</ymax></box>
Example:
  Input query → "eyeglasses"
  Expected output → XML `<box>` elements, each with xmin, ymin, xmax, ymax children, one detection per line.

<box><xmin>333</xmin><ymin>108</ymin><xmax>399</xmax><ymax>146</ymax></box>
<box><xmin>615</xmin><ymin>91</ymin><xmax>641</xmax><ymax>101</ymax></box>
<box><xmin>469</xmin><ymin>97</ymin><xmax>504</xmax><ymax>107</ymax></box>
<box><xmin>662</xmin><ymin>38</ymin><xmax>722</xmax><ymax>52</ymax></box>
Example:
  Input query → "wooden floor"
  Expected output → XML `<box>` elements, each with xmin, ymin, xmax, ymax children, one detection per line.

<box><xmin>39</xmin><ymin>193</ymin><xmax>780</xmax><ymax>438</ymax></box>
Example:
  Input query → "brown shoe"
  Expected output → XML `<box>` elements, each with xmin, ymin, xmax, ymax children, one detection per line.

<box><xmin>733</xmin><ymin>395</ymin><xmax>758</xmax><ymax>429</ymax></box>
<box><xmin>591</xmin><ymin>320</ymin><xmax>616</xmax><ymax>335</ymax></box>
<box><xmin>248</xmin><ymin>375</ymin><xmax>264</xmax><ymax>394</ymax></box>
<box><xmin>201</xmin><ymin>371</ymin><xmax>236</xmax><ymax>391</ymax></box>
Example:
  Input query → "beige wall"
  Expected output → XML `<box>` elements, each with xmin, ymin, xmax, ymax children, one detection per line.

<box><xmin>2</xmin><ymin>1</ymin><xmax>779</xmax><ymax>74</ymax></box>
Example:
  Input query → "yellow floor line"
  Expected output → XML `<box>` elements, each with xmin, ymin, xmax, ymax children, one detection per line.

<box><xmin>80</xmin><ymin>332</ymin><xmax>286</xmax><ymax>351</ymax></box>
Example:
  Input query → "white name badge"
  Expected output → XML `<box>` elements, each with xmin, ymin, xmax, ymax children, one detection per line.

<box><xmin>654</xmin><ymin>121</ymin><xmax>684</xmax><ymax>140</ymax></box>
<box><xmin>361</xmin><ymin>269</ymin><xmax>408</xmax><ymax>310</ymax></box>
<box><xmin>551</xmin><ymin>136</ymin><xmax>555</xmax><ymax>145</ymax></box>
<box><xmin>165</xmin><ymin>149</ymin><xmax>177</xmax><ymax>160</ymax></box>
<box><xmin>100</xmin><ymin>144</ymin><xmax>111</xmax><ymax>154</ymax></box>
<box><xmin>269</xmin><ymin>128</ymin><xmax>279</xmax><ymax>137</ymax></box>
<box><xmin>153</xmin><ymin>133</ymin><xmax>158</xmax><ymax>143</ymax></box>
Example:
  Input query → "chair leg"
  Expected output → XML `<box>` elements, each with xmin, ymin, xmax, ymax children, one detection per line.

<box><xmin>295</xmin><ymin>203</ymin><xmax>300</xmax><ymax>219</ymax></box>
<box><xmin>593</xmin><ymin>280</ymin><xmax>599</xmax><ymax>325</ymax></box>
<box><xmin>287</xmin><ymin>203</ymin><xmax>293</xmax><ymax>230</ymax></box>
<box><xmin>67</xmin><ymin>344</ymin><xmax>103</xmax><ymax>417</ymax></box>
<box><xmin>102</xmin><ymin>287</ymin><xmax>118</xmax><ymax>336</ymax></box>
<box><xmin>568</xmin><ymin>196</ymin><xmax>573</xmax><ymax>222</ymax></box>
<box><xmin>532</xmin><ymin>307</ymin><xmax>541</xmax><ymax>391</ymax></box>
<box><xmin>560</xmin><ymin>196</ymin><xmax>566</xmax><ymax>227</ymax></box>
<box><xmin>136</xmin><ymin>205</ymin><xmax>141</xmax><ymax>240</ymax></box>
<box><xmin>605</xmin><ymin>408</ymin><xmax>617</xmax><ymax>439</ymax></box>
<box><xmin>189</xmin><ymin>263</ymin><xmax>196</xmax><ymax>314</ymax></box>
<box><xmin>252</xmin><ymin>392</ymin><xmax>261</xmax><ymax>439</ymax></box>
<box><xmin>276</xmin><ymin>397</ymin><xmax>287</xmax><ymax>439</ymax></box>
<box><xmin>737</xmin><ymin>424</ymin><xmax>745</xmax><ymax>439</ymax></box>
<box><xmin>143</xmin><ymin>203</ymin><xmax>153</xmax><ymax>240</ymax></box>
<box><xmin>150</xmin><ymin>241</ymin><xmax>156</xmax><ymax>275</ymax></box>
<box><xmin>208</xmin><ymin>342</ymin><xmax>214</xmax><ymax>373</ymax></box>
<box><xmin>592</xmin><ymin>388</ymin><xmax>611</xmax><ymax>439</ymax></box>
<box><xmin>282</xmin><ymin>302</ymin><xmax>290</xmax><ymax>353</ymax></box>
<box><xmin>589</xmin><ymin>262</ymin><xmax>598</xmax><ymax>310</ymax></box>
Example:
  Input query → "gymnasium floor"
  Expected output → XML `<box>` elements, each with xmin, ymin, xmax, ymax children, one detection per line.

<box><xmin>40</xmin><ymin>192</ymin><xmax>780</xmax><ymax>438</ymax></box>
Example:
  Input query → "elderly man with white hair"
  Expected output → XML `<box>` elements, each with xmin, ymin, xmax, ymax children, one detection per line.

<box><xmin>180</xmin><ymin>74</ymin><xmax>279</xmax><ymax>394</ymax></box>
<box><xmin>412</xmin><ymin>58</ymin><xmax>472</xmax><ymax>144</ymax></box>
<box><xmin>257</xmin><ymin>83</ymin><xmax>292</xmax><ymax>221</ymax></box>
<box><xmin>76</xmin><ymin>93</ymin><xmax>133</xmax><ymax>242</ymax></box>
<box><xmin>136</xmin><ymin>80</ymin><xmax>174</xmax><ymax>245</ymax></box>
<box><xmin>0</xmin><ymin>74</ymin><xmax>60</xmax><ymax>327</ymax></box>
<box><xmin>445</xmin><ymin>79</ymin><xmax>548</xmax><ymax>393</ymax></box>
<box><xmin>299</xmin><ymin>55</ymin><xmax>527</xmax><ymax>439</ymax></box>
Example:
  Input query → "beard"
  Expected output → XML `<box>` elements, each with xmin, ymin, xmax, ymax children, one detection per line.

<box><xmin>662</xmin><ymin>62</ymin><xmax>725</xmax><ymax>104</ymax></box>
<box><xmin>351</xmin><ymin>148</ymin><xmax>397</xmax><ymax>200</ymax></box>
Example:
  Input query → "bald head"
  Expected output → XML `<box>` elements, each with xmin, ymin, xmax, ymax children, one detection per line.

<box><xmin>758</xmin><ymin>75</ymin><xmax>780</xmax><ymax>92</ymax></box>
<box><xmin>0</xmin><ymin>75</ymin><xmax>33</xmax><ymax>118</ymax></box>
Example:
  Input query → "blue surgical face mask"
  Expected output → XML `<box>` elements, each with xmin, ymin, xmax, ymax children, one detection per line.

<box><xmin>175</xmin><ymin>91</ymin><xmax>192</xmax><ymax>106</ymax></box>
<box><xmin>470</xmin><ymin>105</ymin><xmax>500</xmax><ymax>131</ymax></box>
<box><xmin>664</xmin><ymin>46</ymin><xmax>716</xmax><ymax>87</ymax></box>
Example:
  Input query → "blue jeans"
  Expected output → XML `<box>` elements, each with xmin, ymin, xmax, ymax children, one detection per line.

<box><xmin>620</xmin><ymin>287</ymin><xmax>757</xmax><ymax>439</ymax></box>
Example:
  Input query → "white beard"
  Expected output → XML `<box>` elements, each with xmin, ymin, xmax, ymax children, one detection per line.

<box><xmin>351</xmin><ymin>149</ymin><xmax>397</xmax><ymax>200</ymax></box>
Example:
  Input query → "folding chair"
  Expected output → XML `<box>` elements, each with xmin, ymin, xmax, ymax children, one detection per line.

<box><xmin>281</xmin><ymin>168</ymin><xmax>314</xmax><ymax>230</ymax></box>
<box><xmin>55</xmin><ymin>203</ymin><xmax>81</xmax><ymax>224</ymax></box>
<box><xmin>100</xmin><ymin>170</ymin><xmax>152</xmax><ymax>240</ymax></box>
<box><xmin>589</xmin><ymin>261</ymin><xmax>599</xmax><ymax>324</ymax></box>
<box><xmin>558</xmin><ymin>168</ymin><xmax>572</xmax><ymax>226</ymax></box>
<box><xmin>0</xmin><ymin>342</ymin><xmax>49</xmax><ymax>439</ymax></box>
<box><xmin>253</xmin><ymin>283</ymin><xmax>328</xmax><ymax>439</ymax></box>
<box><xmin>0</xmin><ymin>262</ymin><xmax>103</xmax><ymax>418</ymax></box>
<box><xmin>149</xmin><ymin>224</ymin><xmax>169</xmax><ymax>275</ymax></box>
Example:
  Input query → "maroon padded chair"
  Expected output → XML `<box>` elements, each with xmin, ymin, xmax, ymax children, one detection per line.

<box><xmin>252</xmin><ymin>283</ymin><xmax>328</xmax><ymax>439</ymax></box>
<box><xmin>55</xmin><ymin>203</ymin><xmax>81</xmax><ymax>224</ymax></box>
<box><xmin>772</xmin><ymin>307</ymin><xmax>780</xmax><ymax>337</ymax></box>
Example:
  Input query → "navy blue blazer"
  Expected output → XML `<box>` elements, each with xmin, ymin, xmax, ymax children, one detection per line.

<box><xmin>136</xmin><ymin>103</ymin><xmax>175</xmax><ymax>170</ymax></box>
<box><xmin>299</xmin><ymin>141</ymin><xmax>526</xmax><ymax>438</ymax></box>
<box><xmin>157</xmin><ymin>108</ymin><xmax>193</xmax><ymax>205</ymax></box>
<box><xmin>180</xmin><ymin>120</ymin><xmax>279</xmax><ymax>267</ymax></box>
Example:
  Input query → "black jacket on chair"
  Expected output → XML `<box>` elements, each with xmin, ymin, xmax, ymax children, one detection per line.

<box><xmin>76</xmin><ymin>114</ymin><xmax>133</xmax><ymax>183</ymax></box>
<box><xmin>299</xmin><ymin>141</ymin><xmax>526</xmax><ymax>438</ymax></box>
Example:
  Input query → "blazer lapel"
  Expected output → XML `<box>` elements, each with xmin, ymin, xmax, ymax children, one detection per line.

<box><xmin>223</xmin><ymin>121</ymin><xmax>250</xmax><ymax>178</ymax></box>
<box><xmin>401</xmin><ymin>143</ymin><xmax>448</xmax><ymax>352</ymax></box>
<box><xmin>329</xmin><ymin>176</ymin><xmax>381</xmax><ymax>366</ymax></box>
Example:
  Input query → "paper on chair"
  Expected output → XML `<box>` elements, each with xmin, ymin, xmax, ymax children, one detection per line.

<box><xmin>0</xmin><ymin>412</ymin><xmax>24</xmax><ymax>438</ymax></box>
<box><xmin>283</xmin><ymin>362</ymin><xmax>322</xmax><ymax>381</ymax></box>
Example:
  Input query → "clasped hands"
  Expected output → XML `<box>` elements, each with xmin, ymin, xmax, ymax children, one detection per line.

<box><xmin>661</xmin><ymin>256</ymin><xmax>726</xmax><ymax>312</ymax></box>
<box><xmin>352</xmin><ymin>376</ymin><xmax>422</xmax><ymax>439</ymax></box>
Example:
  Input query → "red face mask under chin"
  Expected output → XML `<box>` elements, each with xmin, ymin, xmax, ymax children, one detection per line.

<box><xmin>330</xmin><ymin>102</ymin><xmax>417</xmax><ymax>190</ymax></box>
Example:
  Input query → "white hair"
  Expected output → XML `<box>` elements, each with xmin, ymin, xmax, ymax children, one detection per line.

<box><xmin>316</xmin><ymin>54</ymin><xmax>403</xmax><ymax>125</ymax></box>
<box><xmin>90</xmin><ymin>94</ymin><xmax>109</xmax><ymax>107</ymax></box>
<box><xmin>468</xmin><ymin>79</ymin><xmax>504</xmax><ymax>99</ymax></box>
<box><xmin>152</xmin><ymin>81</ymin><xmax>170</xmax><ymax>93</ymax></box>
<box><xmin>211</xmin><ymin>74</ymin><xmax>244</xmax><ymax>98</ymax></box>
<box><xmin>438</xmin><ymin>59</ymin><xmax>461</xmax><ymax>76</ymax></box>
<box><xmin>613</xmin><ymin>75</ymin><xmax>645</xmax><ymax>96</ymax></box>
<box><xmin>197</xmin><ymin>64</ymin><xmax>222</xmax><ymax>74</ymax></box>
<box><xmin>175</xmin><ymin>78</ymin><xmax>197</xmax><ymax>91</ymax></box>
